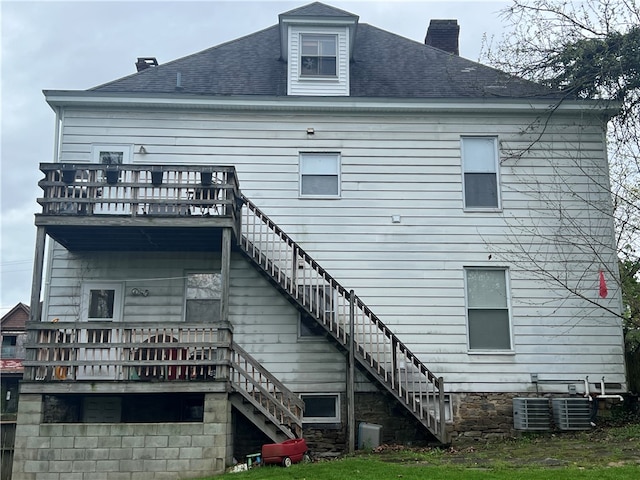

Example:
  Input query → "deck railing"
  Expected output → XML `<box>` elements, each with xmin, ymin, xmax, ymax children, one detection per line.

<box><xmin>240</xmin><ymin>195</ymin><xmax>447</xmax><ymax>442</ymax></box>
<box><xmin>23</xmin><ymin>322</ymin><xmax>232</xmax><ymax>382</ymax></box>
<box><xmin>37</xmin><ymin>163</ymin><xmax>240</xmax><ymax>220</ymax></box>
<box><xmin>230</xmin><ymin>342</ymin><xmax>304</xmax><ymax>438</ymax></box>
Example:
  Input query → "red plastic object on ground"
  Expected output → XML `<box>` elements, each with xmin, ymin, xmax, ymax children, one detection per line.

<box><xmin>261</xmin><ymin>438</ymin><xmax>309</xmax><ymax>467</ymax></box>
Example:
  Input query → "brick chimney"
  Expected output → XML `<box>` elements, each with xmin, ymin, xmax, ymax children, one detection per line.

<box><xmin>424</xmin><ymin>20</ymin><xmax>459</xmax><ymax>55</ymax></box>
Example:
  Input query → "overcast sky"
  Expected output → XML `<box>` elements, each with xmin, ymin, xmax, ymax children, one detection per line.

<box><xmin>0</xmin><ymin>0</ymin><xmax>511</xmax><ymax>315</ymax></box>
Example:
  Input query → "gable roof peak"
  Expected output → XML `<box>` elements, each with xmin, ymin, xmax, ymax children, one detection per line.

<box><xmin>280</xmin><ymin>2</ymin><xmax>357</xmax><ymax>19</ymax></box>
<box><xmin>279</xmin><ymin>2</ymin><xmax>359</xmax><ymax>62</ymax></box>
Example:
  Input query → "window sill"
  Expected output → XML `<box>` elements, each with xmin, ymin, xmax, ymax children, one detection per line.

<box><xmin>299</xmin><ymin>195</ymin><xmax>341</xmax><ymax>200</ymax></box>
<box><xmin>467</xmin><ymin>350</ymin><xmax>515</xmax><ymax>356</ymax></box>
<box><xmin>298</xmin><ymin>75</ymin><xmax>340</xmax><ymax>82</ymax></box>
<box><xmin>463</xmin><ymin>207</ymin><xmax>503</xmax><ymax>213</ymax></box>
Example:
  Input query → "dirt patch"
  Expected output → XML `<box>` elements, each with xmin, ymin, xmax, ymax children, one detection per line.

<box><xmin>368</xmin><ymin>423</ymin><xmax>640</xmax><ymax>469</ymax></box>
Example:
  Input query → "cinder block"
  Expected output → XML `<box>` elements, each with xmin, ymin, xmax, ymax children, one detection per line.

<box><xmin>96</xmin><ymin>460</ymin><xmax>121</xmax><ymax>472</ymax></box>
<box><xmin>189</xmin><ymin>458</ymin><xmax>215</xmax><ymax>472</ymax></box>
<box><xmin>165</xmin><ymin>459</ymin><xmax>191</xmax><ymax>472</ymax></box>
<box><xmin>106</xmin><ymin>472</ymin><xmax>132</xmax><ymax>480</ymax></box>
<box><xmin>71</xmin><ymin>460</ymin><xmax>96</xmax><ymax>472</ymax></box>
<box><xmin>131</xmin><ymin>447</ymin><xmax>154</xmax><ymax>460</ymax></box>
<box><xmin>108</xmin><ymin>448</ymin><xmax>133</xmax><ymax>461</ymax></box>
<box><xmin>27</xmin><ymin>437</ymin><xmax>51</xmax><ymax>449</ymax></box>
<box><xmin>23</xmin><ymin>460</ymin><xmax>49</xmax><ymax>473</ymax></box>
<box><xmin>158</xmin><ymin>447</ymin><xmax>180</xmax><ymax>459</ymax></box>
<box><xmin>168</xmin><ymin>435</ymin><xmax>191</xmax><ymax>447</ymax></box>
<box><xmin>144</xmin><ymin>436</ymin><xmax>168</xmax><ymax>448</ymax></box>
<box><xmin>118</xmin><ymin>459</ymin><xmax>143</xmax><ymax>472</ymax></box>
<box><xmin>39</xmin><ymin>425</ymin><xmax>64</xmax><ymax>437</ymax></box>
<box><xmin>178</xmin><ymin>447</ymin><xmax>203</xmax><ymax>459</ymax></box>
<box><xmin>49</xmin><ymin>460</ymin><xmax>73</xmax><ymax>473</ymax></box>
<box><xmin>142</xmin><ymin>459</ymin><xmax>167</xmax><ymax>472</ymax></box>
<box><xmin>74</xmin><ymin>436</ymin><xmax>98</xmax><ymax>449</ymax></box>
<box><xmin>121</xmin><ymin>436</ymin><xmax>144</xmax><ymax>448</ymax></box>
<box><xmin>86</xmin><ymin>448</ymin><xmax>110</xmax><ymax>460</ymax></box>
<box><xmin>98</xmin><ymin>435</ymin><xmax>122</xmax><ymax>448</ymax></box>
<box><xmin>60</xmin><ymin>449</ymin><xmax>86</xmax><ymax>461</ymax></box>
<box><xmin>17</xmin><ymin>395</ymin><xmax>43</xmax><ymax>414</ymax></box>
<box><xmin>86</xmin><ymin>425</ymin><xmax>111</xmax><ymax>436</ymax></box>
<box><xmin>175</xmin><ymin>424</ymin><xmax>203</xmax><ymax>435</ymax></box>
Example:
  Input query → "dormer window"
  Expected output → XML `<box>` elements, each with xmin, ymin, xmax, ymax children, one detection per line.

<box><xmin>301</xmin><ymin>34</ymin><xmax>337</xmax><ymax>77</ymax></box>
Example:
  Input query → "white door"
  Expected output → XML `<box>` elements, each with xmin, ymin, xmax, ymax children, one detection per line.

<box><xmin>76</xmin><ymin>283</ymin><xmax>123</xmax><ymax>380</ymax></box>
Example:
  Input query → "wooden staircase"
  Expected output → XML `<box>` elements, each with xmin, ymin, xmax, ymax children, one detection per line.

<box><xmin>229</xmin><ymin>342</ymin><xmax>304</xmax><ymax>441</ymax></box>
<box><xmin>237</xmin><ymin>195</ymin><xmax>449</xmax><ymax>444</ymax></box>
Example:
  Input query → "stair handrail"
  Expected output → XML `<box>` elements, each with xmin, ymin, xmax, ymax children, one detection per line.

<box><xmin>230</xmin><ymin>341</ymin><xmax>304</xmax><ymax>438</ymax></box>
<box><xmin>240</xmin><ymin>195</ymin><xmax>447</xmax><ymax>442</ymax></box>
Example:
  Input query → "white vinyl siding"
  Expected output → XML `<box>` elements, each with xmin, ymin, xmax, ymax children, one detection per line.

<box><xmin>48</xmin><ymin>106</ymin><xmax>625</xmax><ymax>393</ymax></box>
<box><xmin>465</xmin><ymin>268</ymin><xmax>512</xmax><ymax>351</ymax></box>
<box><xmin>299</xmin><ymin>153</ymin><xmax>340</xmax><ymax>197</ymax></box>
<box><xmin>461</xmin><ymin>136</ymin><xmax>500</xmax><ymax>209</ymax></box>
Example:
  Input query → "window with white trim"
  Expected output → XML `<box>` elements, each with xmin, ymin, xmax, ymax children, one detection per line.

<box><xmin>185</xmin><ymin>273</ymin><xmax>221</xmax><ymax>323</ymax></box>
<box><xmin>465</xmin><ymin>268</ymin><xmax>512</xmax><ymax>351</ymax></box>
<box><xmin>81</xmin><ymin>283</ymin><xmax>123</xmax><ymax>322</ymax></box>
<box><xmin>301</xmin><ymin>393</ymin><xmax>340</xmax><ymax>423</ymax></box>
<box><xmin>461</xmin><ymin>137</ymin><xmax>500</xmax><ymax>209</ymax></box>
<box><xmin>299</xmin><ymin>153</ymin><xmax>340</xmax><ymax>197</ymax></box>
<box><xmin>300</xmin><ymin>34</ymin><xmax>337</xmax><ymax>77</ymax></box>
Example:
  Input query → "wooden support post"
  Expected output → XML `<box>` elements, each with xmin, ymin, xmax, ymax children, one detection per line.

<box><xmin>26</xmin><ymin>227</ymin><xmax>47</xmax><ymax>380</ymax></box>
<box><xmin>347</xmin><ymin>289</ymin><xmax>356</xmax><ymax>453</ymax></box>
<box><xmin>438</xmin><ymin>377</ymin><xmax>447</xmax><ymax>443</ymax></box>
<box><xmin>220</xmin><ymin>227</ymin><xmax>231</xmax><ymax>323</ymax></box>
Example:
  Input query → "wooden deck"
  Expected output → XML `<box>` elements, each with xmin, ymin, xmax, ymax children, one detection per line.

<box><xmin>35</xmin><ymin>163</ymin><xmax>241</xmax><ymax>251</ymax></box>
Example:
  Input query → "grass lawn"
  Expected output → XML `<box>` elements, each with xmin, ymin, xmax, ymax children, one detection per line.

<box><xmin>206</xmin><ymin>423</ymin><xmax>640</xmax><ymax>480</ymax></box>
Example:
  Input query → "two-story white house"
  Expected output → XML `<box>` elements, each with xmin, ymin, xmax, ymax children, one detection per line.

<box><xmin>13</xmin><ymin>3</ymin><xmax>626</xmax><ymax>479</ymax></box>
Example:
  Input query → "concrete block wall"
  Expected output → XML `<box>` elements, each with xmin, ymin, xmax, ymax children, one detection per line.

<box><xmin>12</xmin><ymin>393</ymin><xmax>231</xmax><ymax>480</ymax></box>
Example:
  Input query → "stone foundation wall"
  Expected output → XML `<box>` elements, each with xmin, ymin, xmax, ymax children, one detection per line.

<box><xmin>12</xmin><ymin>393</ymin><xmax>232</xmax><ymax>480</ymax></box>
<box><xmin>354</xmin><ymin>392</ymin><xmax>434</xmax><ymax>446</ymax></box>
<box><xmin>450</xmin><ymin>393</ymin><xmax>517</xmax><ymax>441</ymax></box>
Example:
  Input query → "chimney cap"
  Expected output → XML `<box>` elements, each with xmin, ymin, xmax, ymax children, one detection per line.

<box><xmin>135</xmin><ymin>57</ymin><xmax>159</xmax><ymax>72</ymax></box>
<box><xmin>425</xmin><ymin>19</ymin><xmax>460</xmax><ymax>56</ymax></box>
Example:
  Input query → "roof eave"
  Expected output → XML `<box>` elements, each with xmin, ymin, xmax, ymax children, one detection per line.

<box><xmin>43</xmin><ymin>90</ymin><xmax>620</xmax><ymax>117</ymax></box>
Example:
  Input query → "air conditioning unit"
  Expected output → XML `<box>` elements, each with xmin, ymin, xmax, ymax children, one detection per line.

<box><xmin>551</xmin><ymin>398</ymin><xmax>592</xmax><ymax>430</ymax></box>
<box><xmin>512</xmin><ymin>398</ymin><xmax>551</xmax><ymax>431</ymax></box>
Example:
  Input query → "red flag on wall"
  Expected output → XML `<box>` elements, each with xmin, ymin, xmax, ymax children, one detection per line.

<box><xmin>599</xmin><ymin>270</ymin><xmax>608</xmax><ymax>298</ymax></box>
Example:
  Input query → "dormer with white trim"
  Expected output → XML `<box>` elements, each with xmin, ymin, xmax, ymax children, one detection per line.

<box><xmin>279</xmin><ymin>2</ymin><xmax>358</xmax><ymax>96</ymax></box>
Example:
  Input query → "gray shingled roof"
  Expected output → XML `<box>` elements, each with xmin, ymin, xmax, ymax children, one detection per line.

<box><xmin>91</xmin><ymin>5</ymin><xmax>560</xmax><ymax>99</ymax></box>
<box><xmin>280</xmin><ymin>1</ymin><xmax>357</xmax><ymax>18</ymax></box>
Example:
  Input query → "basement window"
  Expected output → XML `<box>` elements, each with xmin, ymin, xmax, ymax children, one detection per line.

<box><xmin>301</xmin><ymin>393</ymin><xmax>340</xmax><ymax>423</ymax></box>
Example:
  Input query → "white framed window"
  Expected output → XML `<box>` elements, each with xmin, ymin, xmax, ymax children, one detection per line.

<box><xmin>185</xmin><ymin>272</ymin><xmax>222</xmax><ymax>323</ymax></box>
<box><xmin>461</xmin><ymin>137</ymin><xmax>500</xmax><ymax>209</ymax></box>
<box><xmin>465</xmin><ymin>268</ymin><xmax>512</xmax><ymax>351</ymax></box>
<box><xmin>91</xmin><ymin>145</ymin><xmax>132</xmax><ymax>165</ymax></box>
<box><xmin>300</xmin><ymin>34</ymin><xmax>337</xmax><ymax>77</ymax></box>
<box><xmin>301</xmin><ymin>393</ymin><xmax>340</xmax><ymax>423</ymax></box>
<box><xmin>81</xmin><ymin>282</ymin><xmax>124</xmax><ymax>322</ymax></box>
<box><xmin>299</xmin><ymin>153</ymin><xmax>340</xmax><ymax>197</ymax></box>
